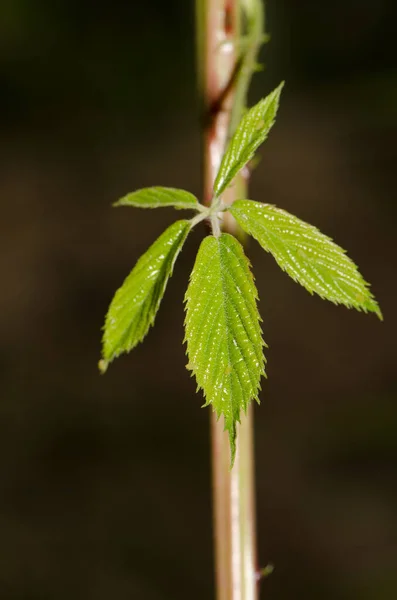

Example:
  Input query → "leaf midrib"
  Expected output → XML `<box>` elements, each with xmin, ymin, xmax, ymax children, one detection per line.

<box><xmin>218</xmin><ymin>238</ymin><xmax>259</xmax><ymax>406</ymax></box>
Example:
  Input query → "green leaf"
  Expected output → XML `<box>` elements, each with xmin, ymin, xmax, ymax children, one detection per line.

<box><xmin>213</xmin><ymin>82</ymin><xmax>284</xmax><ymax>198</ymax></box>
<box><xmin>184</xmin><ymin>233</ymin><xmax>266</xmax><ymax>466</ymax></box>
<box><xmin>114</xmin><ymin>187</ymin><xmax>201</xmax><ymax>210</ymax></box>
<box><xmin>101</xmin><ymin>220</ymin><xmax>191</xmax><ymax>371</ymax></box>
<box><xmin>229</xmin><ymin>200</ymin><xmax>382</xmax><ymax>318</ymax></box>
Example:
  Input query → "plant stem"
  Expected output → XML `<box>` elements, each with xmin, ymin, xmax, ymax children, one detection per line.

<box><xmin>195</xmin><ymin>1</ymin><xmax>265</xmax><ymax>599</ymax></box>
<box><xmin>211</xmin><ymin>405</ymin><xmax>258</xmax><ymax>600</ymax></box>
<box><xmin>228</xmin><ymin>0</ymin><xmax>265</xmax><ymax>140</ymax></box>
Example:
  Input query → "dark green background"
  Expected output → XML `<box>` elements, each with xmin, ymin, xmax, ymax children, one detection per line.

<box><xmin>0</xmin><ymin>0</ymin><xmax>396</xmax><ymax>598</ymax></box>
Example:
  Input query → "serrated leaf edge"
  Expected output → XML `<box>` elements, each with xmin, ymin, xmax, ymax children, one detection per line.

<box><xmin>101</xmin><ymin>220</ymin><xmax>191</xmax><ymax>371</ymax></box>
<box><xmin>114</xmin><ymin>186</ymin><xmax>201</xmax><ymax>210</ymax></box>
<box><xmin>183</xmin><ymin>233</ymin><xmax>266</xmax><ymax>466</ymax></box>
<box><xmin>230</xmin><ymin>199</ymin><xmax>382</xmax><ymax>319</ymax></box>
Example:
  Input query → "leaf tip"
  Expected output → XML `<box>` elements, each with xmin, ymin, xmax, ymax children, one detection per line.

<box><xmin>271</xmin><ymin>81</ymin><xmax>285</xmax><ymax>103</ymax></box>
<box><xmin>361</xmin><ymin>289</ymin><xmax>383</xmax><ymax>321</ymax></box>
<box><xmin>98</xmin><ymin>359</ymin><xmax>109</xmax><ymax>374</ymax></box>
<box><xmin>228</xmin><ymin>422</ymin><xmax>237</xmax><ymax>470</ymax></box>
<box><xmin>369</xmin><ymin>300</ymin><xmax>383</xmax><ymax>321</ymax></box>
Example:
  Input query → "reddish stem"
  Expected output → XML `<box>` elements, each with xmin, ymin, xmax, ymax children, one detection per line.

<box><xmin>197</xmin><ymin>1</ymin><xmax>259</xmax><ymax>599</ymax></box>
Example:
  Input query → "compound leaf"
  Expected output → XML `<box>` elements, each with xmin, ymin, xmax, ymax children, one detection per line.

<box><xmin>101</xmin><ymin>220</ymin><xmax>191</xmax><ymax>371</ymax></box>
<box><xmin>184</xmin><ymin>233</ymin><xmax>265</xmax><ymax>466</ymax></box>
<box><xmin>229</xmin><ymin>200</ymin><xmax>382</xmax><ymax>318</ymax></box>
<box><xmin>115</xmin><ymin>187</ymin><xmax>200</xmax><ymax>210</ymax></box>
<box><xmin>213</xmin><ymin>82</ymin><xmax>284</xmax><ymax>198</ymax></box>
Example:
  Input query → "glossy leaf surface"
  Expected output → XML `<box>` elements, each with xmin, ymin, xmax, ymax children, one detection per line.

<box><xmin>213</xmin><ymin>82</ymin><xmax>284</xmax><ymax>198</ymax></box>
<box><xmin>230</xmin><ymin>200</ymin><xmax>382</xmax><ymax>318</ymax></box>
<box><xmin>115</xmin><ymin>187</ymin><xmax>200</xmax><ymax>210</ymax></box>
<box><xmin>184</xmin><ymin>233</ymin><xmax>265</xmax><ymax>465</ymax></box>
<box><xmin>101</xmin><ymin>220</ymin><xmax>191</xmax><ymax>370</ymax></box>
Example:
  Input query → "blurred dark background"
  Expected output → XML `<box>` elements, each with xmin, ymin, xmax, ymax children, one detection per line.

<box><xmin>0</xmin><ymin>0</ymin><xmax>396</xmax><ymax>598</ymax></box>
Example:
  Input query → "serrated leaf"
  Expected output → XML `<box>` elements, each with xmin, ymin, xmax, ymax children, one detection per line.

<box><xmin>213</xmin><ymin>82</ymin><xmax>284</xmax><ymax>198</ymax></box>
<box><xmin>115</xmin><ymin>187</ymin><xmax>200</xmax><ymax>210</ymax></box>
<box><xmin>101</xmin><ymin>220</ymin><xmax>191</xmax><ymax>370</ymax></box>
<box><xmin>230</xmin><ymin>200</ymin><xmax>382</xmax><ymax>318</ymax></box>
<box><xmin>184</xmin><ymin>233</ymin><xmax>265</xmax><ymax>466</ymax></box>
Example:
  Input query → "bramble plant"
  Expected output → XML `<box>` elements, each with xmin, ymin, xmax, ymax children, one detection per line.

<box><xmin>99</xmin><ymin>81</ymin><xmax>382</xmax><ymax>466</ymax></box>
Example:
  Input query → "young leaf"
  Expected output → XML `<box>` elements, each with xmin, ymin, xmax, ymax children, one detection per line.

<box><xmin>229</xmin><ymin>200</ymin><xmax>382</xmax><ymax>318</ymax></box>
<box><xmin>184</xmin><ymin>233</ymin><xmax>265</xmax><ymax>465</ymax></box>
<box><xmin>115</xmin><ymin>187</ymin><xmax>200</xmax><ymax>211</ymax></box>
<box><xmin>101</xmin><ymin>220</ymin><xmax>191</xmax><ymax>371</ymax></box>
<box><xmin>213</xmin><ymin>82</ymin><xmax>284</xmax><ymax>198</ymax></box>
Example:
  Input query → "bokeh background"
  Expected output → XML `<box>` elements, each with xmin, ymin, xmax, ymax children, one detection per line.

<box><xmin>0</xmin><ymin>0</ymin><xmax>396</xmax><ymax>598</ymax></box>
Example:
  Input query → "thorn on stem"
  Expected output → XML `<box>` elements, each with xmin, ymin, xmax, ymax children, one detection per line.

<box><xmin>255</xmin><ymin>563</ymin><xmax>275</xmax><ymax>581</ymax></box>
<box><xmin>224</xmin><ymin>0</ymin><xmax>234</xmax><ymax>36</ymax></box>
